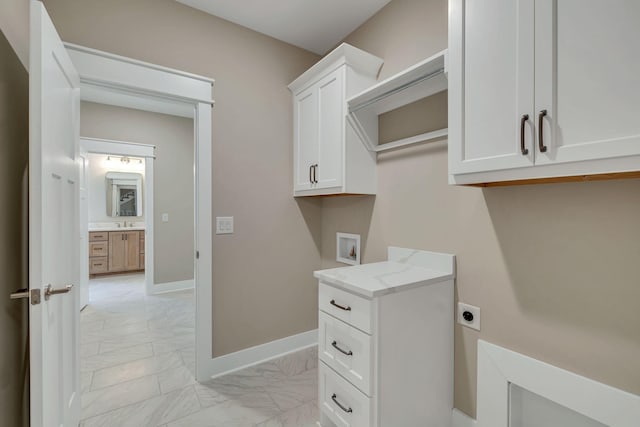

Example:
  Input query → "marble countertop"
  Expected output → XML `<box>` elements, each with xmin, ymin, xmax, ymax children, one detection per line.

<box><xmin>314</xmin><ymin>247</ymin><xmax>455</xmax><ymax>298</ymax></box>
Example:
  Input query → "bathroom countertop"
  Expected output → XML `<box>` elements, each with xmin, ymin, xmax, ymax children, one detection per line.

<box><xmin>314</xmin><ymin>247</ymin><xmax>455</xmax><ymax>298</ymax></box>
<box><xmin>89</xmin><ymin>226</ymin><xmax>145</xmax><ymax>232</ymax></box>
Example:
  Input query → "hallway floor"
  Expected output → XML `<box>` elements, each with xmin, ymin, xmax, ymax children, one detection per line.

<box><xmin>80</xmin><ymin>274</ymin><xmax>318</xmax><ymax>427</ymax></box>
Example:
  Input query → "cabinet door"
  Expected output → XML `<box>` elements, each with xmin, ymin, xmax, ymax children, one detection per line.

<box><xmin>534</xmin><ymin>0</ymin><xmax>640</xmax><ymax>166</ymax></box>
<box><xmin>124</xmin><ymin>231</ymin><xmax>140</xmax><ymax>271</ymax></box>
<box><xmin>293</xmin><ymin>86</ymin><xmax>318</xmax><ymax>192</ymax></box>
<box><xmin>108</xmin><ymin>232</ymin><xmax>126</xmax><ymax>272</ymax></box>
<box><xmin>316</xmin><ymin>69</ymin><xmax>344</xmax><ymax>190</ymax></box>
<box><xmin>449</xmin><ymin>0</ymin><xmax>535</xmax><ymax>175</ymax></box>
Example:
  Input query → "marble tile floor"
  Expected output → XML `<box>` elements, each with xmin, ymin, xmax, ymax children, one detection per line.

<box><xmin>81</xmin><ymin>273</ymin><xmax>319</xmax><ymax>427</ymax></box>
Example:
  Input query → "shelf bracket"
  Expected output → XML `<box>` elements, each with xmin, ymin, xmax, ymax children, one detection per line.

<box><xmin>347</xmin><ymin>111</ymin><xmax>377</xmax><ymax>153</ymax></box>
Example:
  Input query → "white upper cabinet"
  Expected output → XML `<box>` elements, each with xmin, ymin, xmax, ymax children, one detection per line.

<box><xmin>449</xmin><ymin>0</ymin><xmax>640</xmax><ymax>185</ymax></box>
<box><xmin>289</xmin><ymin>44</ymin><xmax>383</xmax><ymax>197</ymax></box>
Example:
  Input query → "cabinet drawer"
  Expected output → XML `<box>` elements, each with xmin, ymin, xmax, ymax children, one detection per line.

<box><xmin>89</xmin><ymin>231</ymin><xmax>108</xmax><ymax>242</ymax></box>
<box><xmin>319</xmin><ymin>311</ymin><xmax>372</xmax><ymax>396</ymax></box>
<box><xmin>89</xmin><ymin>257</ymin><xmax>108</xmax><ymax>274</ymax></box>
<box><xmin>89</xmin><ymin>241</ymin><xmax>108</xmax><ymax>257</ymax></box>
<box><xmin>319</xmin><ymin>283</ymin><xmax>372</xmax><ymax>334</ymax></box>
<box><xmin>319</xmin><ymin>361</ymin><xmax>371</xmax><ymax>427</ymax></box>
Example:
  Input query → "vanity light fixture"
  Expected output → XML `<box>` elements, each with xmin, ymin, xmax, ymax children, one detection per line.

<box><xmin>104</xmin><ymin>154</ymin><xmax>143</xmax><ymax>167</ymax></box>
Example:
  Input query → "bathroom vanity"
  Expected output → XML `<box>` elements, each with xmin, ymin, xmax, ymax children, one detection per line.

<box><xmin>314</xmin><ymin>247</ymin><xmax>455</xmax><ymax>427</ymax></box>
<box><xmin>89</xmin><ymin>227</ymin><xmax>145</xmax><ymax>276</ymax></box>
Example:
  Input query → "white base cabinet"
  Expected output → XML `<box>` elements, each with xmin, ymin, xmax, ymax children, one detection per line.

<box><xmin>289</xmin><ymin>43</ymin><xmax>383</xmax><ymax>197</ymax></box>
<box><xmin>314</xmin><ymin>247</ymin><xmax>455</xmax><ymax>427</ymax></box>
<box><xmin>449</xmin><ymin>0</ymin><xmax>640</xmax><ymax>185</ymax></box>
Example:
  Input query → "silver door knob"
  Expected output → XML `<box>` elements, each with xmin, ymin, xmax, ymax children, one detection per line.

<box><xmin>44</xmin><ymin>284</ymin><xmax>73</xmax><ymax>301</ymax></box>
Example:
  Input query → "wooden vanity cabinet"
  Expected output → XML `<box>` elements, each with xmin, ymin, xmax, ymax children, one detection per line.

<box><xmin>109</xmin><ymin>231</ymin><xmax>140</xmax><ymax>272</ymax></box>
<box><xmin>89</xmin><ymin>230</ymin><xmax>145</xmax><ymax>276</ymax></box>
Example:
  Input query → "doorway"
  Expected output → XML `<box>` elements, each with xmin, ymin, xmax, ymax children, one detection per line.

<box><xmin>80</xmin><ymin>145</ymin><xmax>151</xmax><ymax>309</ymax></box>
<box><xmin>65</xmin><ymin>42</ymin><xmax>214</xmax><ymax>383</ymax></box>
<box><xmin>77</xmin><ymin>116</ymin><xmax>198</xmax><ymax>424</ymax></box>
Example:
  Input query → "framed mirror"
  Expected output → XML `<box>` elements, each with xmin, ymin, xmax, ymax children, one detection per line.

<box><xmin>105</xmin><ymin>172</ymin><xmax>143</xmax><ymax>217</ymax></box>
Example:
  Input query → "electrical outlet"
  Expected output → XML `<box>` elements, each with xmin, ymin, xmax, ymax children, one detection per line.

<box><xmin>457</xmin><ymin>302</ymin><xmax>480</xmax><ymax>331</ymax></box>
<box><xmin>216</xmin><ymin>216</ymin><xmax>234</xmax><ymax>234</ymax></box>
<box><xmin>161</xmin><ymin>213</ymin><xmax>169</xmax><ymax>222</ymax></box>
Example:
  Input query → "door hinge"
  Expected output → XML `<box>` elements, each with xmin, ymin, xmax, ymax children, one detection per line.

<box><xmin>31</xmin><ymin>289</ymin><xmax>41</xmax><ymax>305</ymax></box>
<box><xmin>196</xmin><ymin>251</ymin><xmax>200</xmax><ymax>260</ymax></box>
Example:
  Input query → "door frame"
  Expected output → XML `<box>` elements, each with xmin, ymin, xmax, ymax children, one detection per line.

<box><xmin>66</xmin><ymin>43</ymin><xmax>214</xmax><ymax>382</ymax></box>
<box><xmin>80</xmin><ymin>137</ymin><xmax>156</xmax><ymax>295</ymax></box>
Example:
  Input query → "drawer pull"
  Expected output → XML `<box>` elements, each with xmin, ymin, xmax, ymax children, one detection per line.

<box><xmin>330</xmin><ymin>299</ymin><xmax>351</xmax><ymax>311</ymax></box>
<box><xmin>331</xmin><ymin>340</ymin><xmax>353</xmax><ymax>356</ymax></box>
<box><xmin>331</xmin><ymin>393</ymin><xmax>353</xmax><ymax>414</ymax></box>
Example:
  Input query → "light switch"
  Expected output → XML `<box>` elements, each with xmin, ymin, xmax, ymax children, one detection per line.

<box><xmin>161</xmin><ymin>213</ymin><xmax>169</xmax><ymax>222</ymax></box>
<box><xmin>216</xmin><ymin>216</ymin><xmax>234</xmax><ymax>234</ymax></box>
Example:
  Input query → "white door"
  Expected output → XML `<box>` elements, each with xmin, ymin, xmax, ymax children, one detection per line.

<box><xmin>79</xmin><ymin>146</ymin><xmax>89</xmax><ymax>310</ymax></box>
<box><xmin>316</xmin><ymin>69</ymin><xmax>344</xmax><ymax>190</ymax></box>
<box><xmin>293</xmin><ymin>86</ymin><xmax>318</xmax><ymax>192</ymax></box>
<box><xmin>534</xmin><ymin>0</ymin><xmax>640</xmax><ymax>166</ymax></box>
<box><xmin>29</xmin><ymin>2</ymin><xmax>81</xmax><ymax>427</ymax></box>
<box><xmin>449</xmin><ymin>0</ymin><xmax>535</xmax><ymax>175</ymax></box>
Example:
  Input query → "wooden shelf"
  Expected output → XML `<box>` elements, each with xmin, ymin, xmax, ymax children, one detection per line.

<box><xmin>346</xmin><ymin>50</ymin><xmax>448</xmax><ymax>153</ymax></box>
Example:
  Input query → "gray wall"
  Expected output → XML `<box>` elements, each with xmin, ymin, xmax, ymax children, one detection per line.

<box><xmin>0</xmin><ymin>28</ymin><xmax>30</xmax><ymax>427</ymax></box>
<box><xmin>320</xmin><ymin>0</ymin><xmax>640</xmax><ymax>418</ymax></box>
<box><xmin>81</xmin><ymin>102</ymin><xmax>194</xmax><ymax>285</ymax></box>
<box><xmin>0</xmin><ymin>0</ymin><xmax>29</xmax><ymax>68</ymax></box>
<box><xmin>43</xmin><ymin>0</ymin><xmax>322</xmax><ymax>356</ymax></box>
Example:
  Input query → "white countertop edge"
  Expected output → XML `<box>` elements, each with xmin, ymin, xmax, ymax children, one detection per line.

<box><xmin>89</xmin><ymin>227</ymin><xmax>146</xmax><ymax>232</ymax></box>
<box><xmin>315</xmin><ymin>268</ymin><xmax>454</xmax><ymax>298</ymax></box>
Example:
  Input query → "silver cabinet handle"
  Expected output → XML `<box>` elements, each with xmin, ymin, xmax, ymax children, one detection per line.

<box><xmin>45</xmin><ymin>284</ymin><xmax>73</xmax><ymax>301</ymax></box>
<box><xmin>331</xmin><ymin>394</ymin><xmax>353</xmax><ymax>414</ymax></box>
<box><xmin>331</xmin><ymin>340</ymin><xmax>353</xmax><ymax>356</ymax></box>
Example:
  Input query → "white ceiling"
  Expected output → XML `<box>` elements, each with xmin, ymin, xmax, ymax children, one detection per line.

<box><xmin>175</xmin><ymin>0</ymin><xmax>393</xmax><ymax>55</ymax></box>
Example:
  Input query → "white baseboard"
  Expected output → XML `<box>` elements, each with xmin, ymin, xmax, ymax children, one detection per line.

<box><xmin>453</xmin><ymin>408</ymin><xmax>477</xmax><ymax>427</ymax></box>
<box><xmin>199</xmin><ymin>329</ymin><xmax>318</xmax><ymax>380</ymax></box>
<box><xmin>150</xmin><ymin>279</ymin><xmax>194</xmax><ymax>295</ymax></box>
